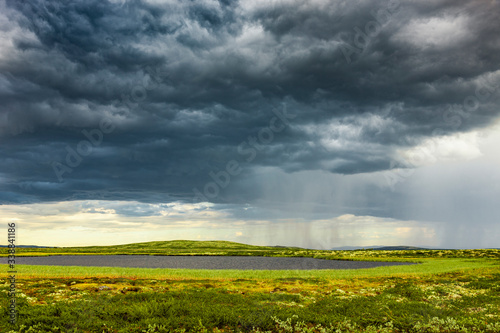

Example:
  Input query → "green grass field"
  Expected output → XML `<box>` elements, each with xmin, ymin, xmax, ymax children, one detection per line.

<box><xmin>2</xmin><ymin>241</ymin><xmax>500</xmax><ymax>332</ymax></box>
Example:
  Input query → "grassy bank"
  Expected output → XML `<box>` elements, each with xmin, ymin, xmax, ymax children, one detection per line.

<box><xmin>2</xmin><ymin>264</ymin><xmax>500</xmax><ymax>332</ymax></box>
<box><xmin>1</xmin><ymin>258</ymin><xmax>497</xmax><ymax>280</ymax></box>
<box><xmin>1</xmin><ymin>243</ymin><xmax>499</xmax><ymax>332</ymax></box>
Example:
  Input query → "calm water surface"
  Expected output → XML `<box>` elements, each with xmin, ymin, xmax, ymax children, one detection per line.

<box><xmin>15</xmin><ymin>255</ymin><xmax>416</xmax><ymax>270</ymax></box>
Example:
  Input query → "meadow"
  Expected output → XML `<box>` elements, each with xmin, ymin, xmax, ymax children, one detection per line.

<box><xmin>1</xmin><ymin>241</ymin><xmax>500</xmax><ymax>332</ymax></box>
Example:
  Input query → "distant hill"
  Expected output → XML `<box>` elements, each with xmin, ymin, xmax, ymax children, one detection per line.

<box><xmin>5</xmin><ymin>240</ymin><xmax>498</xmax><ymax>259</ymax></box>
<box><xmin>1</xmin><ymin>242</ymin><xmax>443</xmax><ymax>251</ymax></box>
<box><xmin>107</xmin><ymin>240</ymin><xmax>303</xmax><ymax>250</ymax></box>
<box><xmin>10</xmin><ymin>240</ymin><xmax>305</xmax><ymax>256</ymax></box>
<box><xmin>330</xmin><ymin>245</ymin><xmax>439</xmax><ymax>251</ymax></box>
<box><xmin>330</xmin><ymin>246</ymin><xmax>369</xmax><ymax>250</ymax></box>
<box><xmin>369</xmin><ymin>246</ymin><xmax>432</xmax><ymax>251</ymax></box>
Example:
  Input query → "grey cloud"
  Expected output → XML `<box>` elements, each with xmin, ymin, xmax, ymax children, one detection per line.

<box><xmin>0</xmin><ymin>0</ymin><xmax>499</xmax><ymax>208</ymax></box>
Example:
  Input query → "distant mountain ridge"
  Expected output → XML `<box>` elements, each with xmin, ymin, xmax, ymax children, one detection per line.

<box><xmin>330</xmin><ymin>245</ymin><xmax>442</xmax><ymax>251</ymax></box>
<box><xmin>0</xmin><ymin>241</ymin><xmax>474</xmax><ymax>251</ymax></box>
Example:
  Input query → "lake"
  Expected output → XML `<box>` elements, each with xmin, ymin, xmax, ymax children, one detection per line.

<box><xmin>14</xmin><ymin>255</ymin><xmax>416</xmax><ymax>270</ymax></box>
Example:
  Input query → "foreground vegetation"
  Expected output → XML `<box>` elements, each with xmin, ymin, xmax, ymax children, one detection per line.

<box><xmin>1</xmin><ymin>242</ymin><xmax>499</xmax><ymax>332</ymax></box>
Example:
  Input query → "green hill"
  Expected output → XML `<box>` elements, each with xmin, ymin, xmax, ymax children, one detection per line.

<box><xmin>6</xmin><ymin>240</ymin><xmax>500</xmax><ymax>259</ymax></box>
<box><xmin>108</xmin><ymin>240</ymin><xmax>275</xmax><ymax>250</ymax></box>
<box><xmin>11</xmin><ymin>240</ymin><xmax>304</xmax><ymax>257</ymax></box>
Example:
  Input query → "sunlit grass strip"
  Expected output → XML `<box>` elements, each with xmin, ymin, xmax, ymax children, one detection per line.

<box><xmin>1</xmin><ymin>259</ymin><xmax>495</xmax><ymax>280</ymax></box>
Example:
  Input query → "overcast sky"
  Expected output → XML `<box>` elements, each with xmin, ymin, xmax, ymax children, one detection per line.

<box><xmin>1</xmin><ymin>0</ymin><xmax>499</xmax><ymax>248</ymax></box>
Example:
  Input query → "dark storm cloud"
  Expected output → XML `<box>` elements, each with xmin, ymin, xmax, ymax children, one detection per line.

<box><xmin>1</xmin><ymin>0</ymin><xmax>500</xmax><ymax>204</ymax></box>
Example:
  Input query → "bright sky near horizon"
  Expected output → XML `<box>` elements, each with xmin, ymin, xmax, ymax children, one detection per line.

<box><xmin>1</xmin><ymin>0</ymin><xmax>499</xmax><ymax>249</ymax></box>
